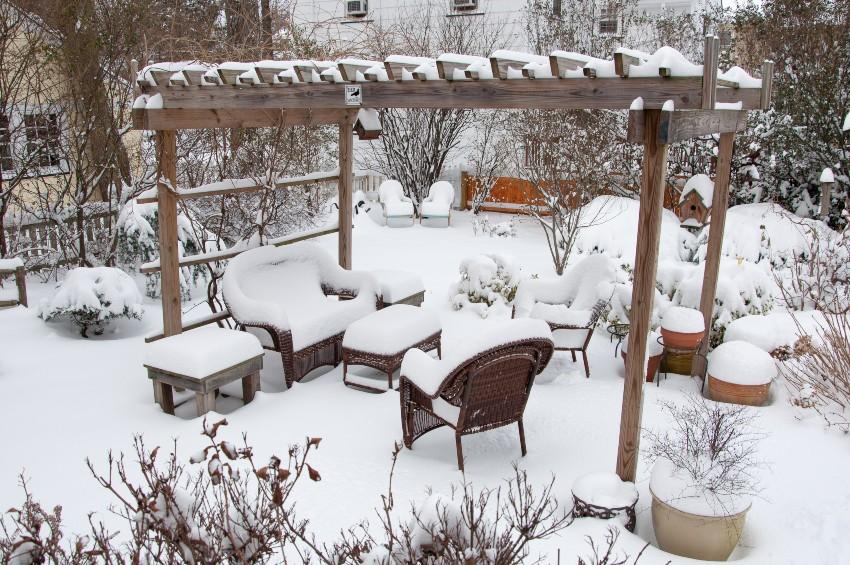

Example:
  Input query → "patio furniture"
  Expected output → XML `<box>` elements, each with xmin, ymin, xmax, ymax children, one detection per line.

<box><xmin>656</xmin><ymin>334</ymin><xmax>707</xmax><ymax>388</ymax></box>
<box><xmin>399</xmin><ymin>319</ymin><xmax>554</xmax><ymax>471</ymax></box>
<box><xmin>571</xmin><ymin>471</ymin><xmax>639</xmax><ymax>532</ymax></box>
<box><xmin>607</xmin><ymin>322</ymin><xmax>630</xmax><ymax>357</ymax></box>
<box><xmin>420</xmin><ymin>180</ymin><xmax>454</xmax><ymax>226</ymax></box>
<box><xmin>222</xmin><ymin>244</ymin><xmax>381</xmax><ymax>388</ymax></box>
<box><xmin>0</xmin><ymin>257</ymin><xmax>27</xmax><ymax>308</ymax></box>
<box><xmin>512</xmin><ymin>254</ymin><xmax>616</xmax><ymax>378</ymax></box>
<box><xmin>371</xmin><ymin>269</ymin><xmax>426</xmax><ymax>306</ymax></box>
<box><xmin>342</xmin><ymin>304</ymin><xmax>441</xmax><ymax>392</ymax></box>
<box><xmin>378</xmin><ymin>180</ymin><xmax>415</xmax><ymax>227</ymax></box>
<box><xmin>143</xmin><ymin>327</ymin><xmax>264</xmax><ymax>416</ymax></box>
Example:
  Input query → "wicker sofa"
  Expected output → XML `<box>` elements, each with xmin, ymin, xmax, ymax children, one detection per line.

<box><xmin>399</xmin><ymin>319</ymin><xmax>554</xmax><ymax>471</ymax></box>
<box><xmin>222</xmin><ymin>245</ymin><xmax>381</xmax><ymax>388</ymax></box>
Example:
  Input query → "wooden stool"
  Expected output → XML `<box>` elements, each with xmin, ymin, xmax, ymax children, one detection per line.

<box><xmin>144</xmin><ymin>327</ymin><xmax>264</xmax><ymax>416</ymax></box>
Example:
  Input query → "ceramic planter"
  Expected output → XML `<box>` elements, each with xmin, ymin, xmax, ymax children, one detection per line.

<box><xmin>660</xmin><ymin>327</ymin><xmax>705</xmax><ymax>350</ymax></box>
<box><xmin>621</xmin><ymin>350</ymin><xmax>662</xmax><ymax>383</ymax></box>
<box><xmin>708</xmin><ymin>374</ymin><xmax>771</xmax><ymax>406</ymax></box>
<box><xmin>651</xmin><ymin>488</ymin><xmax>750</xmax><ymax>561</ymax></box>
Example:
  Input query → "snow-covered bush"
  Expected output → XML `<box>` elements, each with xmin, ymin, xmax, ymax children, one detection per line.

<box><xmin>38</xmin><ymin>267</ymin><xmax>143</xmax><ymax>337</ymax></box>
<box><xmin>450</xmin><ymin>254</ymin><xmax>519</xmax><ymax>317</ymax></box>
<box><xmin>776</xmin><ymin>223</ymin><xmax>849</xmax><ymax>314</ymax></box>
<box><xmin>644</xmin><ymin>395</ymin><xmax>764</xmax><ymax>517</ymax></box>
<box><xmin>117</xmin><ymin>199</ymin><xmax>208</xmax><ymax>300</ymax></box>
<box><xmin>667</xmin><ymin>259</ymin><xmax>776</xmax><ymax>348</ymax></box>
<box><xmin>472</xmin><ymin>215</ymin><xmax>516</xmax><ymax>238</ymax></box>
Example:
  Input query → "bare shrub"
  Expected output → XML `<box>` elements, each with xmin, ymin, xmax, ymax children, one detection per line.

<box><xmin>782</xmin><ymin>314</ymin><xmax>850</xmax><ymax>432</ymax></box>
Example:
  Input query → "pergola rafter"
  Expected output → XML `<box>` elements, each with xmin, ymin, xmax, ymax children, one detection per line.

<box><xmin>132</xmin><ymin>36</ymin><xmax>772</xmax><ymax>483</ymax></box>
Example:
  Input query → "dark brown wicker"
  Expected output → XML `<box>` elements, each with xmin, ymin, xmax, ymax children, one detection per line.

<box><xmin>399</xmin><ymin>337</ymin><xmax>554</xmax><ymax>471</ymax></box>
<box><xmin>343</xmin><ymin>331</ymin><xmax>441</xmax><ymax>392</ymax></box>
<box><xmin>513</xmin><ymin>299</ymin><xmax>608</xmax><ymax>378</ymax></box>
<box><xmin>572</xmin><ymin>493</ymin><xmax>637</xmax><ymax>532</ymax></box>
<box><xmin>225</xmin><ymin>285</ymin><xmax>382</xmax><ymax>389</ymax></box>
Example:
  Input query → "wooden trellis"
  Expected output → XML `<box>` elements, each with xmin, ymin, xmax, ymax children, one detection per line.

<box><xmin>132</xmin><ymin>36</ymin><xmax>773</xmax><ymax>482</ymax></box>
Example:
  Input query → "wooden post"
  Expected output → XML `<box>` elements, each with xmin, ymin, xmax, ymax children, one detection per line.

<box><xmin>701</xmin><ymin>35</ymin><xmax>719</xmax><ymax>110</ymax></box>
<box><xmin>696</xmin><ymin>132</ymin><xmax>735</xmax><ymax>374</ymax></box>
<box><xmin>156</xmin><ymin>131</ymin><xmax>182</xmax><ymax>337</ymax></box>
<box><xmin>820</xmin><ymin>178</ymin><xmax>834</xmax><ymax>220</ymax></box>
<box><xmin>616</xmin><ymin>109</ymin><xmax>669</xmax><ymax>482</ymax></box>
<box><xmin>338</xmin><ymin>111</ymin><xmax>355</xmax><ymax>269</ymax></box>
<box><xmin>15</xmin><ymin>265</ymin><xmax>27</xmax><ymax>307</ymax></box>
<box><xmin>460</xmin><ymin>170</ymin><xmax>469</xmax><ymax>211</ymax></box>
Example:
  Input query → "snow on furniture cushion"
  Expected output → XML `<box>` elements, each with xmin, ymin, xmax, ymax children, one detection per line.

<box><xmin>572</xmin><ymin>471</ymin><xmax>638</xmax><ymax>509</ymax></box>
<box><xmin>708</xmin><ymin>340</ymin><xmax>777</xmax><ymax>385</ymax></box>
<box><xmin>514</xmin><ymin>254</ymin><xmax>617</xmax><ymax>318</ymax></box>
<box><xmin>401</xmin><ymin>318</ymin><xmax>552</xmax><ymax>397</ymax></box>
<box><xmin>369</xmin><ymin>270</ymin><xmax>424</xmax><ymax>303</ymax></box>
<box><xmin>420</xmin><ymin>200</ymin><xmax>449</xmax><ymax>217</ymax></box>
<box><xmin>222</xmin><ymin>244</ymin><xmax>379</xmax><ymax>350</ymax></box>
<box><xmin>551</xmin><ymin>329</ymin><xmax>591</xmax><ymax>350</ymax></box>
<box><xmin>144</xmin><ymin>327</ymin><xmax>263</xmax><ymax>379</ymax></box>
<box><xmin>343</xmin><ymin>304</ymin><xmax>440</xmax><ymax>355</ymax></box>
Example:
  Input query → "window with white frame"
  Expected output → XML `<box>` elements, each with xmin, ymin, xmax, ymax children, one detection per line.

<box><xmin>0</xmin><ymin>113</ymin><xmax>12</xmax><ymax>172</ymax></box>
<box><xmin>24</xmin><ymin>112</ymin><xmax>62</xmax><ymax>169</ymax></box>
<box><xmin>598</xmin><ymin>6</ymin><xmax>618</xmax><ymax>35</ymax></box>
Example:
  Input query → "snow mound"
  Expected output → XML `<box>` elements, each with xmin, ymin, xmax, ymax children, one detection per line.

<box><xmin>572</xmin><ymin>472</ymin><xmax>638</xmax><ymax>509</ymax></box>
<box><xmin>708</xmin><ymin>340</ymin><xmax>777</xmax><ymax>385</ymax></box>
<box><xmin>724</xmin><ymin>313</ymin><xmax>801</xmax><ymax>353</ymax></box>
<box><xmin>628</xmin><ymin>46</ymin><xmax>702</xmax><ymax>78</ymax></box>
<box><xmin>820</xmin><ymin>168</ymin><xmax>835</xmax><ymax>183</ymax></box>
<box><xmin>39</xmin><ymin>267</ymin><xmax>143</xmax><ymax>321</ymax></box>
<box><xmin>661</xmin><ymin>306</ymin><xmax>704</xmax><ymax>334</ymax></box>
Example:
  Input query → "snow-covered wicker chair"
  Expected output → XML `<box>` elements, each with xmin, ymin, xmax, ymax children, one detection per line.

<box><xmin>512</xmin><ymin>254</ymin><xmax>615</xmax><ymax>378</ymax></box>
<box><xmin>222</xmin><ymin>244</ymin><xmax>381</xmax><ymax>388</ymax></box>
<box><xmin>378</xmin><ymin>180</ymin><xmax>414</xmax><ymax>227</ymax></box>
<box><xmin>420</xmin><ymin>181</ymin><xmax>454</xmax><ymax>226</ymax></box>
<box><xmin>399</xmin><ymin>319</ymin><xmax>554</xmax><ymax>471</ymax></box>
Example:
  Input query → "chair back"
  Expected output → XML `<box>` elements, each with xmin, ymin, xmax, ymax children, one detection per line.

<box><xmin>427</xmin><ymin>181</ymin><xmax>455</xmax><ymax>204</ymax></box>
<box><xmin>438</xmin><ymin>338</ymin><xmax>553</xmax><ymax>434</ymax></box>
<box><xmin>379</xmin><ymin>180</ymin><xmax>405</xmax><ymax>203</ymax></box>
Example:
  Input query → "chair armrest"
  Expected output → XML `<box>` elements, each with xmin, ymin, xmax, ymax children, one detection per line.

<box><xmin>400</xmin><ymin>348</ymin><xmax>445</xmax><ymax>398</ymax></box>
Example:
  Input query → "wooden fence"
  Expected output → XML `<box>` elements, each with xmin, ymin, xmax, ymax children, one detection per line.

<box><xmin>2</xmin><ymin>211</ymin><xmax>116</xmax><ymax>268</ymax></box>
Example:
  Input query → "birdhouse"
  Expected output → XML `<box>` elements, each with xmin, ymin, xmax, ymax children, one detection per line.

<box><xmin>353</xmin><ymin>108</ymin><xmax>382</xmax><ymax>140</ymax></box>
<box><xmin>677</xmin><ymin>174</ymin><xmax>714</xmax><ymax>227</ymax></box>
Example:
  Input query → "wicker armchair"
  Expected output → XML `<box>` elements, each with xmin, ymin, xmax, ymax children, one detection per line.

<box><xmin>399</xmin><ymin>319</ymin><xmax>554</xmax><ymax>471</ymax></box>
<box><xmin>222</xmin><ymin>244</ymin><xmax>381</xmax><ymax>388</ymax></box>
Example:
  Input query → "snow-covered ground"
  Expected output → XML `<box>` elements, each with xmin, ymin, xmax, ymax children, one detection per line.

<box><xmin>1</xmin><ymin>209</ymin><xmax>849</xmax><ymax>563</ymax></box>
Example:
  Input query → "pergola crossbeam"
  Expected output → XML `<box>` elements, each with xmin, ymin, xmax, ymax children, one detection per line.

<box><xmin>627</xmin><ymin>109</ymin><xmax>747</xmax><ymax>144</ymax></box>
<box><xmin>132</xmin><ymin>108</ymin><xmax>349</xmax><ymax>131</ymax></box>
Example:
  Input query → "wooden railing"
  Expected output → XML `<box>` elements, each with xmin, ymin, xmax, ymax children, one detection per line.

<box><xmin>2</xmin><ymin>211</ymin><xmax>116</xmax><ymax>268</ymax></box>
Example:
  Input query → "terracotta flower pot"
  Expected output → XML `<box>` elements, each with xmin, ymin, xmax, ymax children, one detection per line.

<box><xmin>708</xmin><ymin>374</ymin><xmax>771</xmax><ymax>406</ymax></box>
<box><xmin>621</xmin><ymin>350</ymin><xmax>662</xmax><ymax>383</ymax></box>
<box><xmin>651</xmin><ymin>488</ymin><xmax>750</xmax><ymax>561</ymax></box>
<box><xmin>660</xmin><ymin>327</ymin><xmax>705</xmax><ymax>349</ymax></box>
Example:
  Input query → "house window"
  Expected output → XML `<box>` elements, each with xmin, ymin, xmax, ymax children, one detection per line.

<box><xmin>598</xmin><ymin>6</ymin><xmax>618</xmax><ymax>35</ymax></box>
<box><xmin>24</xmin><ymin>112</ymin><xmax>62</xmax><ymax>169</ymax></box>
<box><xmin>0</xmin><ymin>113</ymin><xmax>13</xmax><ymax>172</ymax></box>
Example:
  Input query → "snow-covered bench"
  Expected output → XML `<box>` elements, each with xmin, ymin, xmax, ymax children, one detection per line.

<box><xmin>222</xmin><ymin>244</ymin><xmax>381</xmax><ymax>388</ymax></box>
<box><xmin>399</xmin><ymin>319</ymin><xmax>553</xmax><ymax>471</ymax></box>
<box><xmin>420</xmin><ymin>181</ymin><xmax>454</xmax><ymax>227</ymax></box>
<box><xmin>0</xmin><ymin>257</ymin><xmax>26</xmax><ymax>308</ymax></box>
<box><xmin>378</xmin><ymin>180</ymin><xmax>414</xmax><ymax>227</ymax></box>
<box><xmin>342</xmin><ymin>304</ymin><xmax>441</xmax><ymax>392</ymax></box>
<box><xmin>143</xmin><ymin>327</ymin><xmax>264</xmax><ymax>417</ymax></box>
<box><xmin>513</xmin><ymin>254</ymin><xmax>615</xmax><ymax>378</ymax></box>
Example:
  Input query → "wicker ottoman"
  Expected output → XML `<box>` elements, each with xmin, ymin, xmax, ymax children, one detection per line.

<box><xmin>371</xmin><ymin>270</ymin><xmax>426</xmax><ymax>306</ymax></box>
<box><xmin>342</xmin><ymin>304</ymin><xmax>441</xmax><ymax>392</ymax></box>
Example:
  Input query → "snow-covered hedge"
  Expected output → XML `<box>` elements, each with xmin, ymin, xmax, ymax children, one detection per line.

<box><xmin>39</xmin><ymin>267</ymin><xmax>144</xmax><ymax>337</ymax></box>
<box><xmin>117</xmin><ymin>199</ymin><xmax>208</xmax><ymax>300</ymax></box>
<box><xmin>450</xmin><ymin>254</ymin><xmax>519</xmax><ymax>318</ymax></box>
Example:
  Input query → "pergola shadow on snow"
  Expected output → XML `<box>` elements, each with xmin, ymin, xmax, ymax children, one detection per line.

<box><xmin>132</xmin><ymin>36</ymin><xmax>773</xmax><ymax>482</ymax></box>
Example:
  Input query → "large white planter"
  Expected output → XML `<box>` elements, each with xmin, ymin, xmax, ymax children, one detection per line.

<box><xmin>650</xmin><ymin>459</ymin><xmax>751</xmax><ymax>561</ymax></box>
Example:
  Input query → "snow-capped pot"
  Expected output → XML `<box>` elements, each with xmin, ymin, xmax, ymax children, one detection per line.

<box><xmin>644</xmin><ymin>396</ymin><xmax>762</xmax><ymax>561</ymax></box>
<box><xmin>707</xmin><ymin>340</ymin><xmax>777</xmax><ymax>406</ymax></box>
<box><xmin>660</xmin><ymin>306</ymin><xmax>705</xmax><ymax>349</ymax></box>
<box><xmin>620</xmin><ymin>330</ymin><xmax>664</xmax><ymax>382</ymax></box>
<box><xmin>571</xmin><ymin>471</ymin><xmax>639</xmax><ymax>531</ymax></box>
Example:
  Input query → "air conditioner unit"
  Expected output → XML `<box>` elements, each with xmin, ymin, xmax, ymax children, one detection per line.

<box><xmin>452</xmin><ymin>0</ymin><xmax>478</xmax><ymax>11</ymax></box>
<box><xmin>346</xmin><ymin>0</ymin><xmax>368</xmax><ymax>18</ymax></box>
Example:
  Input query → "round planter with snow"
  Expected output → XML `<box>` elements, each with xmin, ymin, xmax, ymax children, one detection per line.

<box><xmin>650</xmin><ymin>458</ymin><xmax>751</xmax><ymax>561</ymax></box>
<box><xmin>572</xmin><ymin>471</ymin><xmax>639</xmax><ymax>532</ymax></box>
<box><xmin>620</xmin><ymin>330</ymin><xmax>663</xmax><ymax>383</ymax></box>
<box><xmin>707</xmin><ymin>340</ymin><xmax>777</xmax><ymax>406</ymax></box>
<box><xmin>660</xmin><ymin>306</ymin><xmax>705</xmax><ymax>349</ymax></box>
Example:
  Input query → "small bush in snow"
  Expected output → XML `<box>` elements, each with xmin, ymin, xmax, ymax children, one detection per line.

<box><xmin>450</xmin><ymin>254</ymin><xmax>520</xmax><ymax>317</ymax></box>
<box><xmin>38</xmin><ymin>267</ymin><xmax>143</xmax><ymax>337</ymax></box>
<box><xmin>472</xmin><ymin>215</ymin><xmax>517</xmax><ymax>238</ymax></box>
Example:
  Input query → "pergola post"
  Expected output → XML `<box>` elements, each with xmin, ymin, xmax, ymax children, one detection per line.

<box><xmin>616</xmin><ymin>109</ymin><xmax>669</xmax><ymax>482</ymax></box>
<box><xmin>338</xmin><ymin>111</ymin><xmax>355</xmax><ymax>269</ymax></box>
<box><xmin>696</xmin><ymin>131</ymin><xmax>735</xmax><ymax>372</ymax></box>
<box><xmin>156</xmin><ymin>130</ymin><xmax>182</xmax><ymax>337</ymax></box>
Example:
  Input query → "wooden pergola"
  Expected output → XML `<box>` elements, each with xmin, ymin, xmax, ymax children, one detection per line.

<box><xmin>132</xmin><ymin>37</ymin><xmax>772</xmax><ymax>482</ymax></box>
